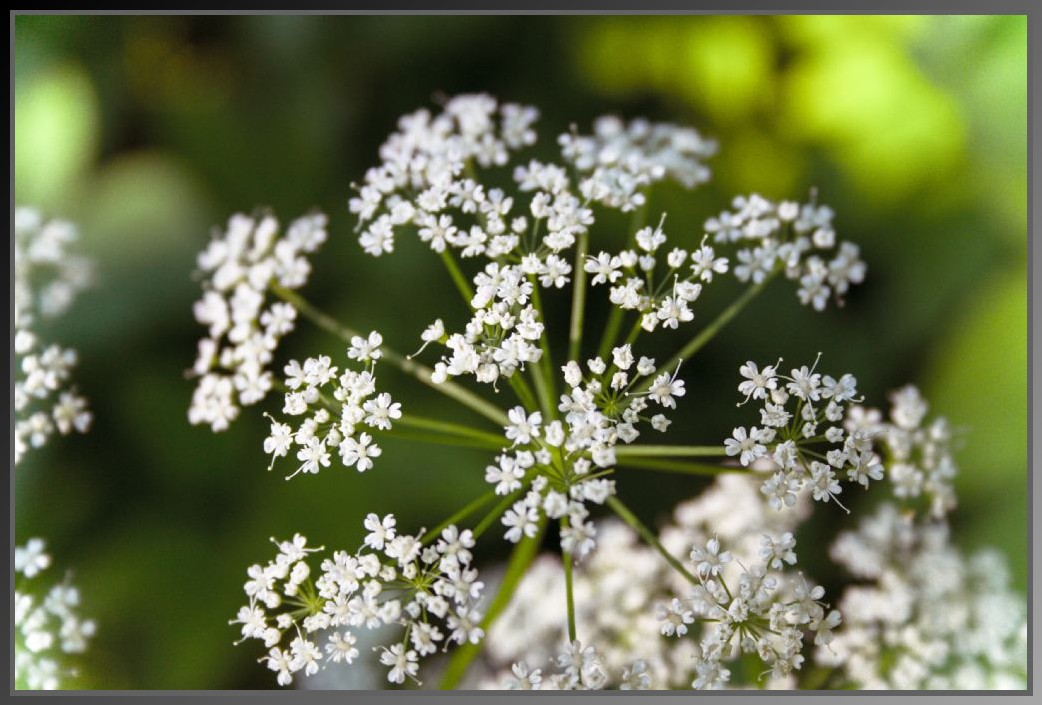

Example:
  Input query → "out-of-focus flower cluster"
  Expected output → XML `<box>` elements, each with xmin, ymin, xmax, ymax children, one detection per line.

<box><xmin>189</xmin><ymin>211</ymin><xmax>328</xmax><ymax>431</ymax></box>
<box><xmin>15</xmin><ymin>540</ymin><xmax>95</xmax><ymax>690</ymax></box>
<box><xmin>14</xmin><ymin>208</ymin><xmax>93</xmax><ymax>465</ymax></box>
<box><xmin>231</xmin><ymin>519</ymin><xmax>485</xmax><ymax>687</ymax></box>
<box><xmin>821</xmin><ymin>504</ymin><xmax>1026</xmax><ymax>689</ymax></box>
<box><xmin>560</xmin><ymin>115</ymin><xmax>716</xmax><ymax>210</ymax></box>
<box><xmin>849</xmin><ymin>385</ymin><xmax>958</xmax><ymax>517</ymax></box>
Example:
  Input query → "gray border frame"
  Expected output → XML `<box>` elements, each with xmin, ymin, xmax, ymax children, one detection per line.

<box><xmin>9</xmin><ymin>5</ymin><xmax>1038</xmax><ymax>703</ymax></box>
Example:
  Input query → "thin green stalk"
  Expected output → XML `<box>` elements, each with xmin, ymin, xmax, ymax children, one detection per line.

<box><xmin>272</xmin><ymin>285</ymin><xmax>508</xmax><ymax>426</ymax></box>
<box><xmin>507</xmin><ymin>374</ymin><xmax>539</xmax><ymax>413</ymax></box>
<box><xmin>615</xmin><ymin>445</ymin><xmax>727</xmax><ymax>458</ymax></box>
<box><xmin>396</xmin><ymin>414</ymin><xmax>504</xmax><ymax>448</ymax></box>
<box><xmin>567</xmin><ymin>231</ymin><xmax>589</xmax><ymax>362</ymax></box>
<box><xmin>526</xmin><ymin>279</ymin><xmax>558</xmax><ymax>417</ymax></box>
<box><xmin>376</xmin><ymin>428</ymin><xmax>500</xmax><ymax>452</ymax></box>
<box><xmin>622</xmin><ymin>318</ymin><xmax>643</xmax><ymax>347</ymax></box>
<box><xmin>421</xmin><ymin>490</ymin><xmax>499</xmax><ymax>545</ymax></box>
<box><xmin>616</xmin><ymin>457</ymin><xmax>738</xmax><ymax>476</ymax></box>
<box><xmin>635</xmin><ymin>275</ymin><xmax>775</xmax><ymax>394</ymax></box>
<box><xmin>473</xmin><ymin>489</ymin><xmax>523</xmax><ymax>539</ymax></box>
<box><xmin>606</xmin><ymin>496</ymin><xmax>698</xmax><ymax>585</ymax></box>
<box><xmin>596</xmin><ymin>309</ymin><xmax>627</xmax><ymax>361</ymax></box>
<box><xmin>561</xmin><ymin>518</ymin><xmax>577</xmax><ymax>642</ymax></box>
<box><xmin>438</xmin><ymin>518</ymin><xmax>548</xmax><ymax>689</ymax></box>
<box><xmin>528</xmin><ymin>363</ymin><xmax>554</xmax><ymax>419</ymax></box>
<box><xmin>439</xmin><ymin>248</ymin><xmax>475</xmax><ymax>303</ymax></box>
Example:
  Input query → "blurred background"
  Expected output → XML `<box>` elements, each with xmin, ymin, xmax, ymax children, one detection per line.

<box><xmin>14</xmin><ymin>15</ymin><xmax>1026</xmax><ymax>689</ymax></box>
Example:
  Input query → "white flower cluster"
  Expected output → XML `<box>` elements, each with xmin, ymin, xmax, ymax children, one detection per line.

<box><xmin>14</xmin><ymin>208</ymin><xmax>92</xmax><ymax>321</ymax></box>
<box><xmin>263</xmin><ymin>333</ymin><xmax>399</xmax><ymax>478</ymax></box>
<box><xmin>188</xmin><ymin>211</ymin><xmax>328</xmax><ymax>431</ymax></box>
<box><xmin>231</xmin><ymin>520</ymin><xmax>485</xmax><ymax>687</ymax></box>
<box><xmin>661</xmin><ymin>534</ymin><xmax>839</xmax><ymax>689</ymax></box>
<box><xmin>427</xmin><ymin>263</ymin><xmax>547</xmax><ymax>386</ymax></box>
<box><xmin>14</xmin><ymin>208</ymin><xmax>93</xmax><ymax>465</ymax></box>
<box><xmin>586</xmin><ymin>222</ymin><xmax>729</xmax><ymax>332</ymax></box>
<box><xmin>820</xmin><ymin>504</ymin><xmax>1026</xmax><ymax>689</ymax></box>
<box><xmin>494</xmin><ymin>346</ymin><xmax>683</xmax><ymax>556</ymax></box>
<box><xmin>486</xmin><ymin>476</ymin><xmax>823</xmax><ymax>690</ymax></box>
<box><xmin>725</xmin><ymin>356</ymin><xmax>884</xmax><ymax>513</ymax></box>
<box><xmin>15</xmin><ymin>539</ymin><xmax>96</xmax><ymax>690</ymax></box>
<box><xmin>560</xmin><ymin>115</ymin><xmax>717</xmax><ymax>210</ymax></box>
<box><xmin>504</xmin><ymin>641</ymin><xmax>651</xmax><ymax>690</ymax></box>
<box><xmin>847</xmin><ymin>385</ymin><xmax>958</xmax><ymax>518</ymax></box>
<box><xmin>349</xmin><ymin>94</ymin><xmax>540</xmax><ymax>257</ymax></box>
<box><xmin>706</xmin><ymin>194</ymin><xmax>866</xmax><ymax>310</ymax></box>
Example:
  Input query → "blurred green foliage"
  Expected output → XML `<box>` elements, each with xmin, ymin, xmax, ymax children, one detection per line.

<box><xmin>14</xmin><ymin>15</ymin><xmax>1026</xmax><ymax>689</ymax></box>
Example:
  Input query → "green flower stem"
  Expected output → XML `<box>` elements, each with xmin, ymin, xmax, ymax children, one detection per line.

<box><xmin>439</xmin><ymin>517</ymin><xmax>548</xmax><ymax>689</ymax></box>
<box><xmin>606</xmin><ymin>496</ymin><xmax>698</xmax><ymax>585</ymax></box>
<box><xmin>396</xmin><ymin>414</ymin><xmax>504</xmax><ymax>448</ymax></box>
<box><xmin>526</xmin><ymin>279</ymin><xmax>558</xmax><ymax>418</ymax></box>
<box><xmin>374</xmin><ymin>428</ymin><xmax>500</xmax><ymax>452</ymax></box>
<box><xmin>561</xmin><ymin>517</ymin><xmax>577</xmax><ymax>643</ymax></box>
<box><xmin>273</xmin><ymin>285</ymin><xmax>508</xmax><ymax>426</ymax></box>
<box><xmin>528</xmin><ymin>359</ymin><xmax>555</xmax><ymax>419</ymax></box>
<box><xmin>614</xmin><ymin>445</ymin><xmax>728</xmax><ymax>458</ymax></box>
<box><xmin>596</xmin><ymin>309</ymin><xmax>626</xmax><ymax>361</ymax></box>
<box><xmin>421</xmin><ymin>490</ymin><xmax>500</xmax><ymax>545</ymax></box>
<box><xmin>473</xmin><ymin>488</ymin><xmax>523</xmax><ymax>539</ymax></box>
<box><xmin>616</xmin><ymin>457</ymin><xmax>738</xmax><ymax>476</ymax></box>
<box><xmin>634</xmin><ymin>274</ymin><xmax>775</xmax><ymax>394</ymax></box>
<box><xmin>508</xmin><ymin>374</ymin><xmax>540</xmax><ymax>413</ymax></box>
<box><xmin>439</xmin><ymin>248</ymin><xmax>475</xmax><ymax>303</ymax></box>
<box><xmin>568</xmin><ymin>230</ymin><xmax>589</xmax><ymax>362</ymax></box>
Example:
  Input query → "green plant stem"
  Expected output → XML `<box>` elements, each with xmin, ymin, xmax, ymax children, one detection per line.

<box><xmin>615</xmin><ymin>445</ymin><xmax>727</xmax><ymax>458</ymax></box>
<box><xmin>634</xmin><ymin>274</ymin><xmax>775</xmax><ymax>394</ymax></box>
<box><xmin>272</xmin><ymin>285</ymin><xmax>508</xmax><ymax>426</ymax></box>
<box><xmin>439</xmin><ymin>248</ymin><xmax>475</xmax><ymax>303</ymax></box>
<box><xmin>438</xmin><ymin>518</ymin><xmax>548</xmax><ymax>689</ymax></box>
<box><xmin>508</xmin><ymin>374</ymin><xmax>540</xmax><ymax>413</ymax></box>
<box><xmin>473</xmin><ymin>489</ymin><xmax>522</xmax><ymax>539</ymax></box>
<box><xmin>376</xmin><ymin>428</ymin><xmax>500</xmax><ymax>452</ymax></box>
<box><xmin>596</xmin><ymin>309</ymin><xmax>626</xmax><ymax>361</ymax></box>
<box><xmin>561</xmin><ymin>518</ymin><xmax>577</xmax><ymax>642</ymax></box>
<box><xmin>396</xmin><ymin>415</ymin><xmax>504</xmax><ymax>448</ymax></box>
<box><xmin>606</xmin><ymin>496</ymin><xmax>698</xmax><ymax>585</ymax></box>
<box><xmin>567</xmin><ymin>231</ymin><xmax>589</xmax><ymax>362</ymax></box>
<box><xmin>526</xmin><ymin>279</ymin><xmax>558</xmax><ymax>418</ymax></box>
<box><xmin>420</xmin><ymin>490</ymin><xmax>500</xmax><ymax>545</ymax></box>
<box><xmin>616</xmin><ymin>458</ymin><xmax>739</xmax><ymax>476</ymax></box>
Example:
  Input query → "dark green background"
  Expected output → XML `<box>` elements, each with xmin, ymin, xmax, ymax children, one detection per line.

<box><xmin>14</xmin><ymin>15</ymin><xmax>1027</xmax><ymax>689</ymax></box>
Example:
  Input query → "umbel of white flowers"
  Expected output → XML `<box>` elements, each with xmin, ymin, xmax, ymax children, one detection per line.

<box><xmin>15</xmin><ymin>539</ymin><xmax>96</xmax><ymax>690</ymax></box>
<box><xmin>182</xmin><ymin>94</ymin><xmax>1021</xmax><ymax>690</ymax></box>
<box><xmin>14</xmin><ymin>208</ymin><xmax>93</xmax><ymax>465</ymax></box>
